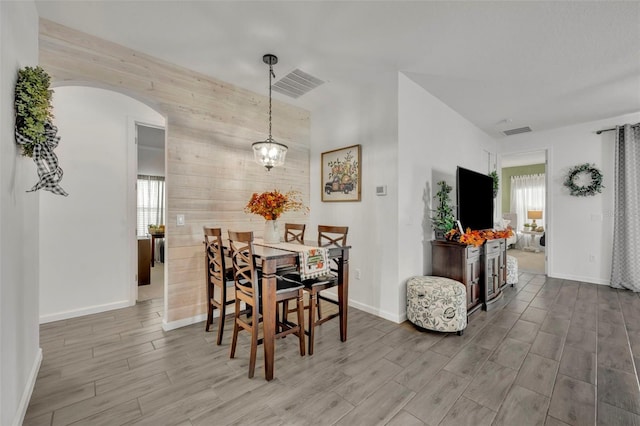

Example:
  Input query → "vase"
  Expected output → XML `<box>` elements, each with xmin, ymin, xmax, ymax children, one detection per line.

<box><xmin>263</xmin><ymin>220</ymin><xmax>280</xmax><ymax>244</ymax></box>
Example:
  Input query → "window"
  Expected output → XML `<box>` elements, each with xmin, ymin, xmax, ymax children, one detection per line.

<box><xmin>510</xmin><ymin>173</ymin><xmax>545</xmax><ymax>231</ymax></box>
<box><xmin>137</xmin><ymin>175</ymin><xmax>165</xmax><ymax>236</ymax></box>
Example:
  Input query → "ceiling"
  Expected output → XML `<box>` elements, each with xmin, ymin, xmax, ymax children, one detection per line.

<box><xmin>35</xmin><ymin>1</ymin><xmax>640</xmax><ymax>139</ymax></box>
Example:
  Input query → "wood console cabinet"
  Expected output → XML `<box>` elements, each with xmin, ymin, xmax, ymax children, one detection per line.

<box><xmin>483</xmin><ymin>239</ymin><xmax>506</xmax><ymax>309</ymax></box>
<box><xmin>431</xmin><ymin>240</ymin><xmax>482</xmax><ymax>313</ymax></box>
<box><xmin>498</xmin><ymin>239</ymin><xmax>508</xmax><ymax>289</ymax></box>
<box><xmin>431</xmin><ymin>238</ymin><xmax>507</xmax><ymax>313</ymax></box>
<box><xmin>138</xmin><ymin>238</ymin><xmax>151</xmax><ymax>286</ymax></box>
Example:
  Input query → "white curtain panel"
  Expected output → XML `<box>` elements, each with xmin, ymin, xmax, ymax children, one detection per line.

<box><xmin>510</xmin><ymin>173</ymin><xmax>546</xmax><ymax>232</ymax></box>
<box><xmin>137</xmin><ymin>175</ymin><xmax>165</xmax><ymax>236</ymax></box>
<box><xmin>611</xmin><ymin>124</ymin><xmax>640</xmax><ymax>292</ymax></box>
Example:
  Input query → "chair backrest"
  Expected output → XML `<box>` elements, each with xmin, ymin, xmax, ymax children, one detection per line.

<box><xmin>203</xmin><ymin>227</ymin><xmax>225</xmax><ymax>300</ymax></box>
<box><xmin>227</xmin><ymin>230</ymin><xmax>260</xmax><ymax>303</ymax></box>
<box><xmin>502</xmin><ymin>212</ymin><xmax>517</xmax><ymax>231</ymax></box>
<box><xmin>284</xmin><ymin>223</ymin><xmax>306</xmax><ymax>244</ymax></box>
<box><xmin>317</xmin><ymin>225</ymin><xmax>348</xmax><ymax>247</ymax></box>
<box><xmin>318</xmin><ymin>226</ymin><xmax>348</xmax><ymax>273</ymax></box>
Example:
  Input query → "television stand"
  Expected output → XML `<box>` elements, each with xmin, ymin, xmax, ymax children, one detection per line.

<box><xmin>431</xmin><ymin>238</ymin><xmax>507</xmax><ymax>313</ymax></box>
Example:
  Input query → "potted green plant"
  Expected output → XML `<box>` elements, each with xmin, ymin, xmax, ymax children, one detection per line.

<box><xmin>488</xmin><ymin>170</ymin><xmax>499</xmax><ymax>198</ymax></box>
<box><xmin>431</xmin><ymin>180</ymin><xmax>456</xmax><ymax>240</ymax></box>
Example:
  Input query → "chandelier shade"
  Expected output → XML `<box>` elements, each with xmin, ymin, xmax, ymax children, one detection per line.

<box><xmin>252</xmin><ymin>138</ymin><xmax>287</xmax><ymax>171</ymax></box>
<box><xmin>253</xmin><ymin>54</ymin><xmax>287</xmax><ymax>171</ymax></box>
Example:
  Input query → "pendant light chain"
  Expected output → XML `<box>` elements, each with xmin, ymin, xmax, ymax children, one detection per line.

<box><xmin>268</xmin><ymin>63</ymin><xmax>273</xmax><ymax>140</ymax></box>
<box><xmin>251</xmin><ymin>54</ymin><xmax>287</xmax><ymax>171</ymax></box>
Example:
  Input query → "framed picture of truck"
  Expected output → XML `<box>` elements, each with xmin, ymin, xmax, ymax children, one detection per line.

<box><xmin>321</xmin><ymin>144</ymin><xmax>361</xmax><ymax>202</ymax></box>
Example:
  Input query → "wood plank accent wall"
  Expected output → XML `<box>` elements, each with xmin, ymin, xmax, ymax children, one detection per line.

<box><xmin>39</xmin><ymin>19</ymin><xmax>310</xmax><ymax>323</ymax></box>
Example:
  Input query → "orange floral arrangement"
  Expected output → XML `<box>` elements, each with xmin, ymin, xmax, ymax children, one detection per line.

<box><xmin>244</xmin><ymin>189</ymin><xmax>308</xmax><ymax>220</ymax></box>
<box><xmin>445</xmin><ymin>227</ymin><xmax>514</xmax><ymax>247</ymax></box>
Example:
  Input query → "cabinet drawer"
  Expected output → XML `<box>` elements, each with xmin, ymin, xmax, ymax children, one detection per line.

<box><xmin>466</xmin><ymin>246</ymin><xmax>481</xmax><ymax>259</ymax></box>
<box><xmin>485</xmin><ymin>241</ymin><xmax>502</xmax><ymax>256</ymax></box>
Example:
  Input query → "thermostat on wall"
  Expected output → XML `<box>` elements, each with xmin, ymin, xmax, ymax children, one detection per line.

<box><xmin>376</xmin><ymin>185</ymin><xmax>387</xmax><ymax>196</ymax></box>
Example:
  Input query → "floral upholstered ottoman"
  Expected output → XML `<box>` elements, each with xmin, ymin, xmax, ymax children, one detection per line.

<box><xmin>406</xmin><ymin>276</ymin><xmax>467</xmax><ymax>335</ymax></box>
<box><xmin>507</xmin><ymin>255</ymin><xmax>518</xmax><ymax>286</ymax></box>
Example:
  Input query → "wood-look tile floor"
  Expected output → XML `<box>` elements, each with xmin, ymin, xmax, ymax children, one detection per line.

<box><xmin>25</xmin><ymin>273</ymin><xmax>640</xmax><ymax>425</ymax></box>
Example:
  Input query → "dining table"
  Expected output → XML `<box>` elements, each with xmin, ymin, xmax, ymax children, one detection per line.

<box><xmin>251</xmin><ymin>238</ymin><xmax>351</xmax><ymax>381</ymax></box>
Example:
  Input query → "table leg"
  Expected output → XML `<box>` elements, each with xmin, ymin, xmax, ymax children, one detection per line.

<box><xmin>338</xmin><ymin>248</ymin><xmax>349</xmax><ymax>342</ymax></box>
<box><xmin>523</xmin><ymin>234</ymin><xmax>540</xmax><ymax>253</ymax></box>
<box><xmin>151</xmin><ymin>235</ymin><xmax>155</xmax><ymax>267</ymax></box>
<box><xmin>261</xmin><ymin>258</ymin><xmax>277</xmax><ymax>381</ymax></box>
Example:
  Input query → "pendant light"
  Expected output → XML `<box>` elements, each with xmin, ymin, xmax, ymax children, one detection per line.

<box><xmin>252</xmin><ymin>54</ymin><xmax>287</xmax><ymax>171</ymax></box>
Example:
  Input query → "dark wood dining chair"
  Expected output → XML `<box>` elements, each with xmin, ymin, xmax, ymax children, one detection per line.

<box><xmin>227</xmin><ymin>230</ymin><xmax>306</xmax><ymax>378</ymax></box>
<box><xmin>281</xmin><ymin>223</ymin><xmax>307</xmax><ymax>323</ymax></box>
<box><xmin>203</xmin><ymin>227</ymin><xmax>236</xmax><ymax>345</ymax></box>
<box><xmin>282</xmin><ymin>225</ymin><xmax>348</xmax><ymax>355</ymax></box>
<box><xmin>284</xmin><ymin>223</ymin><xmax>306</xmax><ymax>244</ymax></box>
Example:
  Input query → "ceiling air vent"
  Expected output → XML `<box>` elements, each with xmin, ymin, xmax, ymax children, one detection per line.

<box><xmin>503</xmin><ymin>126</ymin><xmax>532</xmax><ymax>136</ymax></box>
<box><xmin>272</xmin><ymin>69</ymin><xmax>324</xmax><ymax>99</ymax></box>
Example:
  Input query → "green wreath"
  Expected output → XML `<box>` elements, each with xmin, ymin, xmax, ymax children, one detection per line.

<box><xmin>564</xmin><ymin>163</ymin><xmax>604</xmax><ymax>196</ymax></box>
<box><xmin>14</xmin><ymin>66</ymin><xmax>54</xmax><ymax>157</ymax></box>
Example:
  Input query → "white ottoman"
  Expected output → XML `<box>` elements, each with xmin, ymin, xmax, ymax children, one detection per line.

<box><xmin>507</xmin><ymin>255</ymin><xmax>518</xmax><ymax>286</ymax></box>
<box><xmin>406</xmin><ymin>276</ymin><xmax>467</xmax><ymax>335</ymax></box>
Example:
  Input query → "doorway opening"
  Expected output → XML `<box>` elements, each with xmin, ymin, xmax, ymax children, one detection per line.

<box><xmin>499</xmin><ymin>150</ymin><xmax>547</xmax><ymax>275</ymax></box>
<box><xmin>135</xmin><ymin>124</ymin><xmax>166</xmax><ymax>302</ymax></box>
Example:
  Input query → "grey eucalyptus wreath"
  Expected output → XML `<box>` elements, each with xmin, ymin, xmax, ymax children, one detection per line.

<box><xmin>564</xmin><ymin>163</ymin><xmax>604</xmax><ymax>197</ymax></box>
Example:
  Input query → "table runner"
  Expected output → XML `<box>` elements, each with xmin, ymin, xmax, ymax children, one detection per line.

<box><xmin>254</xmin><ymin>238</ymin><xmax>330</xmax><ymax>280</ymax></box>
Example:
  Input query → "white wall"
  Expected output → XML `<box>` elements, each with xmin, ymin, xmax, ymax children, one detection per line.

<box><xmin>308</xmin><ymin>72</ymin><xmax>500</xmax><ymax>323</ymax></box>
<box><xmin>0</xmin><ymin>2</ymin><xmax>42</xmax><ymax>425</ymax></box>
<box><xmin>498</xmin><ymin>111</ymin><xmax>640</xmax><ymax>285</ymax></box>
<box><xmin>309</xmin><ymin>72</ymin><xmax>400</xmax><ymax>321</ymax></box>
<box><xmin>398</xmin><ymin>74</ymin><xmax>497</xmax><ymax>318</ymax></box>
<box><xmin>40</xmin><ymin>86</ymin><xmax>164</xmax><ymax>322</ymax></box>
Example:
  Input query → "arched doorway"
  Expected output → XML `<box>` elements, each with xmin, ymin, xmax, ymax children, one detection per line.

<box><xmin>39</xmin><ymin>85</ymin><xmax>166</xmax><ymax>323</ymax></box>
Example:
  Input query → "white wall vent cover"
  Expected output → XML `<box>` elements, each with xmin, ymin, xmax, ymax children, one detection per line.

<box><xmin>272</xmin><ymin>69</ymin><xmax>324</xmax><ymax>99</ymax></box>
<box><xmin>503</xmin><ymin>126</ymin><xmax>532</xmax><ymax>136</ymax></box>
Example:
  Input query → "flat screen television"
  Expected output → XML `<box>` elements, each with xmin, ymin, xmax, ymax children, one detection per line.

<box><xmin>456</xmin><ymin>166</ymin><xmax>494</xmax><ymax>231</ymax></box>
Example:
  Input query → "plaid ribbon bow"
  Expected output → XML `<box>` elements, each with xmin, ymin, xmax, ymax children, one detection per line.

<box><xmin>15</xmin><ymin>122</ymin><xmax>68</xmax><ymax>196</ymax></box>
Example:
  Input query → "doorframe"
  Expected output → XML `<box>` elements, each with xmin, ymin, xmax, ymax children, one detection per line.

<box><xmin>497</xmin><ymin>148</ymin><xmax>549</xmax><ymax>276</ymax></box>
<box><xmin>127</xmin><ymin>117</ymin><xmax>166</xmax><ymax>306</ymax></box>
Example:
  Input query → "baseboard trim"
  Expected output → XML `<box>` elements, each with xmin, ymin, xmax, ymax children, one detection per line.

<box><xmin>13</xmin><ymin>348</ymin><xmax>42</xmax><ymax>426</ymax></box>
<box><xmin>318</xmin><ymin>291</ymin><xmax>404</xmax><ymax>324</ymax></box>
<box><xmin>348</xmin><ymin>299</ymin><xmax>404</xmax><ymax>323</ymax></box>
<box><xmin>161</xmin><ymin>296</ymin><xmax>405</xmax><ymax>332</ymax></box>
<box><xmin>162</xmin><ymin>313</ymin><xmax>208</xmax><ymax>331</ymax></box>
<box><xmin>39</xmin><ymin>300</ymin><xmax>132</xmax><ymax>324</ymax></box>
<box><xmin>549</xmin><ymin>273</ymin><xmax>610</xmax><ymax>286</ymax></box>
<box><xmin>161</xmin><ymin>304</ymin><xmax>244</xmax><ymax>331</ymax></box>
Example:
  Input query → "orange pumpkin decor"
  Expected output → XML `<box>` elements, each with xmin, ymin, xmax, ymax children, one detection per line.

<box><xmin>445</xmin><ymin>227</ymin><xmax>513</xmax><ymax>247</ymax></box>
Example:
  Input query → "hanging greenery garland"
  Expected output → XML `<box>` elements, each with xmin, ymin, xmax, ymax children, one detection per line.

<box><xmin>564</xmin><ymin>163</ymin><xmax>604</xmax><ymax>197</ymax></box>
<box><xmin>14</xmin><ymin>66</ymin><xmax>68</xmax><ymax>196</ymax></box>
<box><xmin>15</xmin><ymin>66</ymin><xmax>54</xmax><ymax>157</ymax></box>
